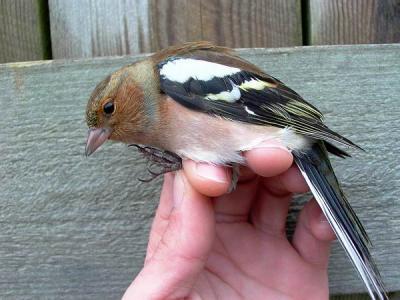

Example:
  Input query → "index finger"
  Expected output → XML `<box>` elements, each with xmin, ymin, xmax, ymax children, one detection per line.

<box><xmin>244</xmin><ymin>141</ymin><xmax>293</xmax><ymax>178</ymax></box>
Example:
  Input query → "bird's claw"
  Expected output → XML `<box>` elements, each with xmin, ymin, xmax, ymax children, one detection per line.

<box><xmin>129</xmin><ymin>144</ymin><xmax>182</xmax><ymax>182</ymax></box>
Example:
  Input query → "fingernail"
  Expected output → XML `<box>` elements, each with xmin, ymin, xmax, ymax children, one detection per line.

<box><xmin>173</xmin><ymin>172</ymin><xmax>185</xmax><ymax>207</ymax></box>
<box><xmin>195</xmin><ymin>162</ymin><xmax>228</xmax><ymax>183</ymax></box>
<box><xmin>254</xmin><ymin>141</ymin><xmax>291</xmax><ymax>153</ymax></box>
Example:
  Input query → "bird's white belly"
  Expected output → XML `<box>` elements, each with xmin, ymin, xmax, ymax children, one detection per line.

<box><xmin>172</xmin><ymin>115</ymin><xmax>310</xmax><ymax>165</ymax></box>
<box><xmin>164</xmin><ymin>97</ymin><xmax>311</xmax><ymax>165</ymax></box>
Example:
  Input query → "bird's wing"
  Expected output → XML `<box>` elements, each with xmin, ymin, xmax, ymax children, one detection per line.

<box><xmin>156</xmin><ymin>54</ymin><xmax>360</xmax><ymax>150</ymax></box>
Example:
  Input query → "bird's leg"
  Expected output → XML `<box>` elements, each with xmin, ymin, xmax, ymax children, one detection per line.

<box><xmin>228</xmin><ymin>163</ymin><xmax>241</xmax><ymax>193</ymax></box>
<box><xmin>129</xmin><ymin>144</ymin><xmax>182</xmax><ymax>182</ymax></box>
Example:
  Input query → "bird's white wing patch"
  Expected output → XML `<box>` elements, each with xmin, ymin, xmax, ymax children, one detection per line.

<box><xmin>206</xmin><ymin>82</ymin><xmax>241</xmax><ymax>102</ymax></box>
<box><xmin>244</xmin><ymin>106</ymin><xmax>256</xmax><ymax>115</ymax></box>
<box><xmin>159</xmin><ymin>58</ymin><xmax>241</xmax><ymax>83</ymax></box>
<box><xmin>239</xmin><ymin>78</ymin><xmax>276</xmax><ymax>90</ymax></box>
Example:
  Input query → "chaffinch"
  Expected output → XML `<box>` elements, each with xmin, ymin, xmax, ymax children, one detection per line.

<box><xmin>85</xmin><ymin>41</ymin><xmax>387</xmax><ymax>299</ymax></box>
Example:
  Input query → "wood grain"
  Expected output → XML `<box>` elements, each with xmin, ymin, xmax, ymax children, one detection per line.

<box><xmin>48</xmin><ymin>0</ymin><xmax>153</xmax><ymax>58</ymax></box>
<box><xmin>149</xmin><ymin>0</ymin><xmax>203</xmax><ymax>50</ymax></box>
<box><xmin>309</xmin><ymin>0</ymin><xmax>400</xmax><ymax>45</ymax></box>
<box><xmin>49</xmin><ymin>0</ymin><xmax>302</xmax><ymax>59</ymax></box>
<box><xmin>155</xmin><ymin>0</ymin><xmax>303</xmax><ymax>49</ymax></box>
<box><xmin>332</xmin><ymin>291</ymin><xmax>400</xmax><ymax>300</ymax></box>
<box><xmin>0</xmin><ymin>45</ymin><xmax>399</xmax><ymax>298</ymax></box>
<box><xmin>0</xmin><ymin>0</ymin><xmax>51</xmax><ymax>63</ymax></box>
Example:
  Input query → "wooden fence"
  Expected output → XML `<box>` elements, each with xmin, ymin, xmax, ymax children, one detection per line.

<box><xmin>1</xmin><ymin>0</ymin><xmax>399</xmax><ymax>63</ymax></box>
<box><xmin>0</xmin><ymin>1</ymin><xmax>399</xmax><ymax>299</ymax></box>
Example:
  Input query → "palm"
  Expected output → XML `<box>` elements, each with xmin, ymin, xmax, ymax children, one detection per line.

<box><xmin>123</xmin><ymin>152</ymin><xmax>335</xmax><ymax>300</ymax></box>
<box><xmin>194</xmin><ymin>220</ymin><xmax>329</xmax><ymax>299</ymax></box>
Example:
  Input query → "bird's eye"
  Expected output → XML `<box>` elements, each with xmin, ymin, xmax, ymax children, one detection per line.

<box><xmin>103</xmin><ymin>102</ymin><xmax>115</xmax><ymax>115</ymax></box>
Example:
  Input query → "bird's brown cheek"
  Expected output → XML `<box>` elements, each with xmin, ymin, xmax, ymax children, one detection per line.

<box><xmin>108</xmin><ymin>131</ymin><xmax>120</xmax><ymax>142</ymax></box>
<box><xmin>108</xmin><ymin>126</ymin><xmax>131</xmax><ymax>143</ymax></box>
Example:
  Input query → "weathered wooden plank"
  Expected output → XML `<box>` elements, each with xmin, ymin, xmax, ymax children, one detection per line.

<box><xmin>150</xmin><ymin>0</ymin><xmax>303</xmax><ymax>50</ymax></box>
<box><xmin>149</xmin><ymin>0</ymin><xmax>203</xmax><ymax>49</ymax></box>
<box><xmin>331</xmin><ymin>294</ymin><xmax>370</xmax><ymax>300</ymax></box>
<box><xmin>332</xmin><ymin>291</ymin><xmax>400</xmax><ymax>300</ymax></box>
<box><xmin>48</xmin><ymin>0</ymin><xmax>153</xmax><ymax>58</ymax></box>
<box><xmin>0</xmin><ymin>0</ymin><xmax>51</xmax><ymax>63</ymax></box>
<box><xmin>0</xmin><ymin>45</ymin><xmax>399</xmax><ymax>298</ymax></box>
<box><xmin>49</xmin><ymin>0</ymin><xmax>302</xmax><ymax>59</ymax></box>
<box><xmin>308</xmin><ymin>0</ymin><xmax>400</xmax><ymax>45</ymax></box>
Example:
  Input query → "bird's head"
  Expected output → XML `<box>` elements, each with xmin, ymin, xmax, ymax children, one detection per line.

<box><xmin>85</xmin><ymin>68</ymin><xmax>148</xmax><ymax>156</ymax></box>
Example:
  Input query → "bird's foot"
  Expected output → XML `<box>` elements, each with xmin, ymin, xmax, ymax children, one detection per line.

<box><xmin>129</xmin><ymin>144</ymin><xmax>182</xmax><ymax>182</ymax></box>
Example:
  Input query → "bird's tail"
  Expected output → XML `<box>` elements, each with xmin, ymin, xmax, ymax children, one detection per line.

<box><xmin>293</xmin><ymin>142</ymin><xmax>388</xmax><ymax>300</ymax></box>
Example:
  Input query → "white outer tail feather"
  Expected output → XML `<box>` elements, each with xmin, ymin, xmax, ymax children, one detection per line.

<box><xmin>297</xmin><ymin>166</ymin><xmax>387</xmax><ymax>300</ymax></box>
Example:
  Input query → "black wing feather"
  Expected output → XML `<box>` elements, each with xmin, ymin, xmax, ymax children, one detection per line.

<box><xmin>158</xmin><ymin>58</ymin><xmax>361</xmax><ymax>151</ymax></box>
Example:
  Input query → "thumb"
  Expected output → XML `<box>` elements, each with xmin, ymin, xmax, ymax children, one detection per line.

<box><xmin>122</xmin><ymin>171</ymin><xmax>215</xmax><ymax>300</ymax></box>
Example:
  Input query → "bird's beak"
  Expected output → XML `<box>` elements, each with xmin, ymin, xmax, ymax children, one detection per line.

<box><xmin>85</xmin><ymin>127</ymin><xmax>111</xmax><ymax>156</ymax></box>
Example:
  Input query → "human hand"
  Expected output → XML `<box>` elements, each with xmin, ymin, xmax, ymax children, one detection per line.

<box><xmin>122</xmin><ymin>144</ymin><xmax>336</xmax><ymax>300</ymax></box>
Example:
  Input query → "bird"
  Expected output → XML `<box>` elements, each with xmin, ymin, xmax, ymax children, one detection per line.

<box><xmin>85</xmin><ymin>41</ymin><xmax>387</xmax><ymax>299</ymax></box>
